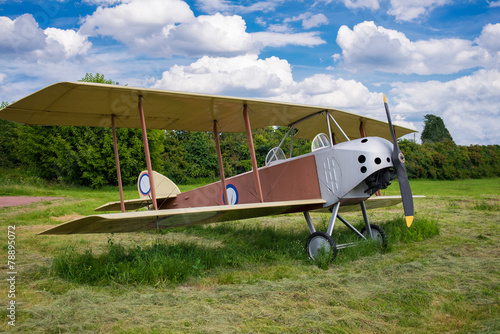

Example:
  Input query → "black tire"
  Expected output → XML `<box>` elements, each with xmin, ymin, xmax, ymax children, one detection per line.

<box><xmin>360</xmin><ymin>224</ymin><xmax>388</xmax><ymax>249</ymax></box>
<box><xmin>305</xmin><ymin>231</ymin><xmax>338</xmax><ymax>261</ymax></box>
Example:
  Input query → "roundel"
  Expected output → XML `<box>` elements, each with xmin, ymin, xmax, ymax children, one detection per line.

<box><xmin>223</xmin><ymin>184</ymin><xmax>239</xmax><ymax>205</ymax></box>
<box><xmin>139</xmin><ymin>173</ymin><xmax>151</xmax><ymax>195</ymax></box>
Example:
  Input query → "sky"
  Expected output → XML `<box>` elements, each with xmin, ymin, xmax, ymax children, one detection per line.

<box><xmin>0</xmin><ymin>0</ymin><xmax>499</xmax><ymax>145</ymax></box>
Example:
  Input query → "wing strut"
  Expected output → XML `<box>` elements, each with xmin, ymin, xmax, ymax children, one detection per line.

<box><xmin>243</xmin><ymin>104</ymin><xmax>264</xmax><ymax>203</ymax></box>
<box><xmin>213</xmin><ymin>120</ymin><xmax>229</xmax><ymax>205</ymax></box>
<box><xmin>111</xmin><ymin>115</ymin><xmax>126</xmax><ymax>213</ymax></box>
<box><xmin>359</xmin><ymin>120</ymin><xmax>367</xmax><ymax>137</ymax></box>
<box><xmin>138</xmin><ymin>96</ymin><xmax>158</xmax><ymax>210</ymax></box>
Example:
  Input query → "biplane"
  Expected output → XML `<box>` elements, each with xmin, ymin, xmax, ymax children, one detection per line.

<box><xmin>0</xmin><ymin>82</ymin><xmax>421</xmax><ymax>260</ymax></box>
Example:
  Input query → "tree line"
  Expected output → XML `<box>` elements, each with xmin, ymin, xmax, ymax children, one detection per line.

<box><xmin>1</xmin><ymin>118</ymin><xmax>498</xmax><ymax>187</ymax></box>
<box><xmin>400</xmin><ymin>139</ymin><xmax>499</xmax><ymax>180</ymax></box>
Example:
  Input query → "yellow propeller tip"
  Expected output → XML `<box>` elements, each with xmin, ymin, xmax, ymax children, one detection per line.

<box><xmin>406</xmin><ymin>216</ymin><xmax>414</xmax><ymax>227</ymax></box>
<box><xmin>383</xmin><ymin>94</ymin><xmax>387</xmax><ymax>103</ymax></box>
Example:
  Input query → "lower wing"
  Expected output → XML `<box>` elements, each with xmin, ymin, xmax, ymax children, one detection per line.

<box><xmin>39</xmin><ymin>199</ymin><xmax>326</xmax><ymax>235</ymax></box>
<box><xmin>339</xmin><ymin>195</ymin><xmax>425</xmax><ymax>213</ymax></box>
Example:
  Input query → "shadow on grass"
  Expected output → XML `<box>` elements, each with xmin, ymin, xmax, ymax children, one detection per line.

<box><xmin>51</xmin><ymin>224</ymin><xmax>310</xmax><ymax>287</ymax></box>
<box><xmin>50</xmin><ymin>216</ymin><xmax>439</xmax><ymax>287</ymax></box>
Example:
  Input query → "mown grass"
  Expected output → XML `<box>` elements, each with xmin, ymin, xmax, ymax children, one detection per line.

<box><xmin>48</xmin><ymin>216</ymin><xmax>440</xmax><ymax>287</ymax></box>
<box><xmin>0</xmin><ymin>176</ymin><xmax>498</xmax><ymax>333</ymax></box>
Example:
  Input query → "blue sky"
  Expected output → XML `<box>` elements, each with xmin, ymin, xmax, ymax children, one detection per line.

<box><xmin>1</xmin><ymin>0</ymin><xmax>499</xmax><ymax>145</ymax></box>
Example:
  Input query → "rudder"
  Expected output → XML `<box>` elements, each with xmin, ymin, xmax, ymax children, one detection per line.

<box><xmin>138</xmin><ymin>170</ymin><xmax>181</xmax><ymax>199</ymax></box>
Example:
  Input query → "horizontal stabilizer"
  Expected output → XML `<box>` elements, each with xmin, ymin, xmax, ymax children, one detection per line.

<box><xmin>40</xmin><ymin>199</ymin><xmax>326</xmax><ymax>235</ymax></box>
<box><xmin>94</xmin><ymin>195</ymin><xmax>177</xmax><ymax>212</ymax></box>
<box><xmin>339</xmin><ymin>195</ymin><xmax>425</xmax><ymax>213</ymax></box>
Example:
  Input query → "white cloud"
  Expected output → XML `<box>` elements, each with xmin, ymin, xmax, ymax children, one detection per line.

<box><xmin>252</xmin><ymin>31</ymin><xmax>325</xmax><ymax>48</ymax></box>
<box><xmin>336</xmin><ymin>0</ymin><xmax>380</xmax><ymax>10</ymax></box>
<box><xmin>267</xmin><ymin>23</ymin><xmax>292</xmax><ymax>33</ymax></box>
<box><xmin>81</xmin><ymin>1</ymin><xmax>254</xmax><ymax>57</ymax></box>
<box><xmin>273</xmin><ymin>74</ymin><xmax>381</xmax><ymax>110</ymax></box>
<box><xmin>487</xmin><ymin>0</ymin><xmax>500</xmax><ymax>7</ymax></box>
<box><xmin>322</xmin><ymin>0</ymin><xmax>448</xmax><ymax>21</ymax></box>
<box><xmin>302</xmin><ymin>13</ymin><xmax>329</xmax><ymax>29</ymax></box>
<box><xmin>0</xmin><ymin>14</ymin><xmax>91</xmax><ymax>62</ymax></box>
<box><xmin>44</xmin><ymin>28</ymin><xmax>92</xmax><ymax>58</ymax></box>
<box><xmin>80</xmin><ymin>0</ymin><xmax>325</xmax><ymax>57</ymax></box>
<box><xmin>162</xmin><ymin>14</ymin><xmax>258</xmax><ymax>57</ymax></box>
<box><xmin>0</xmin><ymin>14</ymin><xmax>46</xmax><ymax>54</ymax></box>
<box><xmin>388</xmin><ymin>0</ymin><xmax>451</xmax><ymax>22</ymax></box>
<box><xmin>196</xmin><ymin>0</ymin><xmax>280</xmax><ymax>14</ymax></box>
<box><xmin>196</xmin><ymin>0</ymin><xmax>230</xmax><ymax>13</ymax></box>
<box><xmin>153</xmin><ymin>54</ymin><xmax>294</xmax><ymax>96</ymax></box>
<box><xmin>336</xmin><ymin>21</ymin><xmax>497</xmax><ymax>75</ymax></box>
<box><xmin>80</xmin><ymin>0</ymin><xmax>194</xmax><ymax>44</ymax></box>
<box><xmin>391</xmin><ymin>69</ymin><xmax>500</xmax><ymax>145</ymax></box>
<box><xmin>476</xmin><ymin>23</ymin><xmax>500</xmax><ymax>53</ymax></box>
<box><xmin>284</xmin><ymin>13</ymin><xmax>329</xmax><ymax>30</ymax></box>
<box><xmin>82</xmin><ymin>0</ymin><xmax>128</xmax><ymax>5</ymax></box>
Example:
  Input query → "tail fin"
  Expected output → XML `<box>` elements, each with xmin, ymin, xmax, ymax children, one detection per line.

<box><xmin>138</xmin><ymin>170</ymin><xmax>180</xmax><ymax>199</ymax></box>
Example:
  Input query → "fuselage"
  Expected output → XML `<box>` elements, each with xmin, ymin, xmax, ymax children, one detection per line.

<box><xmin>159</xmin><ymin>137</ymin><xmax>395</xmax><ymax>212</ymax></box>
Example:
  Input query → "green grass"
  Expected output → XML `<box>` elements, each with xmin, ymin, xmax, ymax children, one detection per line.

<box><xmin>382</xmin><ymin>177</ymin><xmax>500</xmax><ymax>198</ymax></box>
<box><xmin>0</xmin><ymin>176</ymin><xmax>499</xmax><ymax>333</ymax></box>
<box><xmin>49</xmin><ymin>217</ymin><xmax>439</xmax><ymax>286</ymax></box>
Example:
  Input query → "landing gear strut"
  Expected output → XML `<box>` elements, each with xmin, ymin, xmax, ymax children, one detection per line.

<box><xmin>304</xmin><ymin>201</ymin><xmax>387</xmax><ymax>261</ymax></box>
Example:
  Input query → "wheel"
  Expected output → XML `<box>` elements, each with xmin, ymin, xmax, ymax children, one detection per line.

<box><xmin>360</xmin><ymin>224</ymin><xmax>388</xmax><ymax>249</ymax></box>
<box><xmin>305</xmin><ymin>231</ymin><xmax>338</xmax><ymax>261</ymax></box>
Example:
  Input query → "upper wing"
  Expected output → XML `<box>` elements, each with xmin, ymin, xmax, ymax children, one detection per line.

<box><xmin>0</xmin><ymin>82</ymin><xmax>415</xmax><ymax>142</ymax></box>
<box><xmin>39</xmin><ymin>199</ymin><xmax>326</xmax><ymax>235</ymax></box>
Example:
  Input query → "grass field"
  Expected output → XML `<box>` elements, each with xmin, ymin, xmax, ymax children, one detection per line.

<box><xmin>0</xmin><ymin>175</ymin><xmax>499</xmax><ymax>333</ymax></box>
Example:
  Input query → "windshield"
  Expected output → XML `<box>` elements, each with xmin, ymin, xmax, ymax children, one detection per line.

<box><xmin>311</xmin><ymin>133</ymin><xmax>331</xmax><ymax>151</ymax></box>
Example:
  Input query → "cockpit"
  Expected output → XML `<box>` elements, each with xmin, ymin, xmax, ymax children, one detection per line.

<box><xmin>311</xmin><ymin>133</ymin><xmax>331</xmax><ymax>152</ymax></box>
<box><xmin>265</xmin><ymin>147</ymin><xmax>287</xmax><ymax>166</ymax></box>
<box><xmin>265</xmin><ymin>111</ymin><xmax>346</xmax><ymax>166</ymax></box>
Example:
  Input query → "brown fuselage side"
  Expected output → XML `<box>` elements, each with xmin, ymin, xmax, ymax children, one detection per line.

<box><xmin>159</xmin><ymin>155</ymin><xmax>322</xmax><ymax>211</ymax></box>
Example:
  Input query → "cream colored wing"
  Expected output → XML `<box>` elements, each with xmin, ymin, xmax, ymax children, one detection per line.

<box><xmin>0</xmin><ymin>82</ymin><xmax>416</xmax><ymax>142</ymax></box>
<box><xmin>39</xmin><ymin>199</ymin><xmax>326</xmax><ymax>235</ymax></box>
<box><xmin>339</xmin><ymin>195</ymin><xmax>425</xmax><ymax>213</ymax></box>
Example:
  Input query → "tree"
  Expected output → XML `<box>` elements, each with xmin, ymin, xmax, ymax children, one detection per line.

<box><xmin>15</xmin><ymin>73</ymin><xmax>164</xmax><ymax>187</ymax></box>
<box><xmin>66</xmin><ymin>73</ymin><xmax>164</xmax><ymax>186</ymax></box>
<box><xmin>0</xmin><ymin>101</ymin><xmax>20</xmax><ymax>168</ymax></box>
<box><xmin>79</xmin><ymin>73</ymin><xmax>120</xmax><ymax>85</ymax></box>
<box><xmin>421</xmin><ymin>114</ymin><xmax>454</xmax><ymax>144</ymax></box>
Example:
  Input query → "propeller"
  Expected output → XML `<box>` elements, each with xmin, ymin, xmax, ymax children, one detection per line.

<box><xmin>383</xmin><ymin>94</ymin><xmax>414</xmax><ymax>227</ymax></box>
